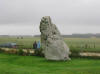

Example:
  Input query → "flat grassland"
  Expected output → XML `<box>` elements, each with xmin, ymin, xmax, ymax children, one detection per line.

<box><xmin>0</xmin><ymin>53</ymin><xmax>100</xmax><ymax>74</ymax></box>
<box><xmin>0</xmin><ymin>37</ymin><xmax>100</xmax><ymax>52</ymax></box>
<box><xmin>0</xmin><ymin>37</ymin><xmax>100</xmax><ymax>74</ymax></box>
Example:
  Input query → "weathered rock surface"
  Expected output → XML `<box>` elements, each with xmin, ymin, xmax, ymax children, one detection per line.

<box><xmin>40</xmin><ymin>16</ymin><xmax>70</xmax><ymax>61</ymax></box>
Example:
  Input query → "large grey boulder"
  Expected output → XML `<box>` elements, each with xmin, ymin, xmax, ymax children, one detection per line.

<box><xmin>40</xmin><ymin>16</ymin><xmax>70</xmax><ymax>61</ymax></box>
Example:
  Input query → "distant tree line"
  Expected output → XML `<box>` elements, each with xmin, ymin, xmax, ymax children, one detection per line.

<box><xmin>34</xmin><ymin>33</ymin><xmax>100</xmax><ymax>38</ymax></box>
<box><xmin>0</xmin><ymin>33</ymin><xmax>100</xmax><ymax>38</ymax></box>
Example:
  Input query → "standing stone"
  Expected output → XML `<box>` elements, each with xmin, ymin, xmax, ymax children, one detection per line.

<box><xmin>40</xmin><ymin>16</ymin><xmax>70</xmax><ymax>61</ymax></box>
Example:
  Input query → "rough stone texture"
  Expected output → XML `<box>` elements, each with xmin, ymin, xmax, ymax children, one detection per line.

<box><xmin>40</xmin><ymin>16</ymin><xmax>70</xmax><ymax>61</ymax></box>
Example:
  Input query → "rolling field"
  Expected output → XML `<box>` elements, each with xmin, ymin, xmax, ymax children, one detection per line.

<box><xmin>0</xmin><ymin>37</ymin><xmax>100</xmax><ymax>74</ymax></box>
<box><xmin>0</xmin><ymin>53</ymin><xmax>100</xmax><ymax>74</ymax></box>
<box><xmin>0</xmin><ymin>37</ymin><xmax>100</xmax><ymax>52</ymax></box>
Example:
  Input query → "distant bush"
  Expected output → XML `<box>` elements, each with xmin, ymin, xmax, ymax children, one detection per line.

<box><xmin>18</xmin><ymin>49</ymin><xmax>24</xmax><ymax>55</ymax></box>
<box><xmin>0</xmin><ymin>48</ymin><xmax>3</xmax><ymax>53</ymax></box>
<box><xmin>34</xmin><ymin>47</ymin><xmax>44</xmax><ymax>57</ymax></box>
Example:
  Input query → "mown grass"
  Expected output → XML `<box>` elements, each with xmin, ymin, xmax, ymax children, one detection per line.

<box><xmin>0</xmin><ymin>37</ymin><xmax>100</xmax><ymax>74</ymax></box>
<box><xmin>0</xmin><ymin>53</ymin><xmax>100</xmax><ymax>74</ymax></box>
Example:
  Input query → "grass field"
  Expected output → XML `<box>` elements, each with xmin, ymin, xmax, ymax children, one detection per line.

<box><xmin>0</xmin><ymin>37</ymin><xmax>40</xmax><ymax>49</ymax></box>
<box><xmin>0</xmin><ymin>53</ymin><xmax>100</xmax><ymax>74</ymax></box>
<box><xmin>0</xmin><ymin>37</ymin><xmax>100</xmax><ymax>52</ymax></box>
<box><xmin>0</xmin><ymin>37</ymin><xmax>100</xmax><ymax>74</ymax></box>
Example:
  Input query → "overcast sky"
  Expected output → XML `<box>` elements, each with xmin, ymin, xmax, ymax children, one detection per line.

<box><xmin>0</xmin><ymin>0</ymin><xmax>100</xmax><ymax>35</ymax></box>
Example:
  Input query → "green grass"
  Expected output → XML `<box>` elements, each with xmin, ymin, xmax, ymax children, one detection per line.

<box><xmin>64</xmin><ymin>38</ymin><xmax>100</xmax><ymax>52</ymax></box>
<box><xmin>0</xmin><ymin>37</ymin><xmax>100</xmax><ymax>52</ymax></box>
<box><xmin>0</xmin><ymin>53</ymin><xmax>100</xmax><ymax>74</ymax></box>
<box><xmin>0</xmin><ymin>37</ymin><xmax>40</xmax><ymax>49</ymax></box>
<box><xmin>0</xmin><ymin>37</ymin><xmax>100</xmax><ymax>74</ymax></box>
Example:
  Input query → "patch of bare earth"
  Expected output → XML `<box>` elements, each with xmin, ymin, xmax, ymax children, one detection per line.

<box><xmin>80</xmin><ymin>52</ymin><xmax>100</xmax><ymax>57</ymax></box>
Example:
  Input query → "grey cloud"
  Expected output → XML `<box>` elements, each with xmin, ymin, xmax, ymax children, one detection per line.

<box><xmin>0</xmin><ymin>0</ymin><xmax>100</xmax><ymax>25</ymax></box>
<box><xmin>0</xmin><ymin>0</ymin><xmax>100</xmax><ymax>35</ymax></box>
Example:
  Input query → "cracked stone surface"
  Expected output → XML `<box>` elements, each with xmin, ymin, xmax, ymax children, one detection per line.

<box><xmin>40</xmin><ymin>16</ymin><xmax>70</xmax><ymax>61</ymax></box>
